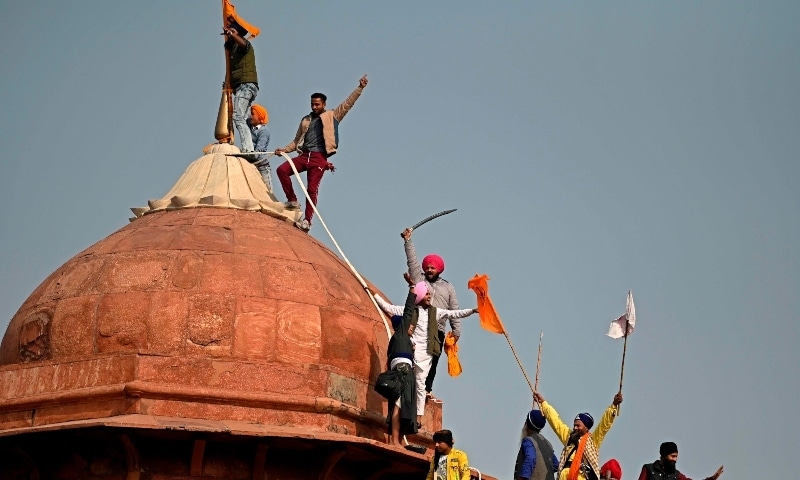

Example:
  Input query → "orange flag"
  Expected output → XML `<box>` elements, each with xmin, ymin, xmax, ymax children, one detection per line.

<box><xmin>223</xmin><ymin>0</ymin><xmax>261</xmax><ymax>38</ymax></box>
<box><xmin>444</xmin><ymin>332</ymin><xmax>462</xmax><ymax>377</ymax></box>
<box><xmin>467</xmin><ymin>274</ymin><xmax>506</xmax><ymax>334</ymax></box>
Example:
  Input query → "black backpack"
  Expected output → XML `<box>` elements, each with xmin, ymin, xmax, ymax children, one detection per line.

<box><xmin>374</xmin><ymin>369</ymin><xmax>404</xmax><ymax>400</ymax></box>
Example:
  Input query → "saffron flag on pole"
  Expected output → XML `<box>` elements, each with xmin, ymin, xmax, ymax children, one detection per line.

<box><xmin>467</xmin><ymin>274</ymin><xmax>506</xmax><ymax>334</ymax></box>
<box><xmin>607</xmin><ymin>290</ymin><xmax>636</xmax><ymax>339</ymax></box>
<box><xmin>223</xmin><ymin>0</ymin><xmax>261</xmax><ymax>38</ymax></box>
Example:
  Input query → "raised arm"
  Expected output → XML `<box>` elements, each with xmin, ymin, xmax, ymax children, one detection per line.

<box><xmin>400</xmin><ymin>289</ymin><xmax>417</xmax><ymax>332</ymax></box>
<box><xmin>437</xmin><ymin>307</ymin><xmax>477</xmax><ymax>321</ymax></box>
<box><xmin>535</xmin><ymin>394</ymin><xmax>571</xmax><ymax>446</ymax></box>
<box><xmin>372</xmin><ymin>293</ymin><xmax>404</xmax><ymax>317</ymax></box>
<box><xmin>223</xmin><ymin>26</ymin><xmax>249</xmax><ymax>48</ymax></box>
<box><xmin>332</xmin><ymin>75</ymin><xmax>368</xmax><ymax>122</ymax></box>
<box><xmin>401</xmin><ymin>228</ymin><xmax>424</xmax><ymax>283</ymax></box>
<box><xmin>591</xmin><ymin>393</ymin><xmax>622</xmax><ymax>447</ymax></box>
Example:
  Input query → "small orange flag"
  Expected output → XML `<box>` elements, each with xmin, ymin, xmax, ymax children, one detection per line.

<box><xmin>223</xmin><ymin>0</ymin><xmax>261</xmax><ymax>38</ymax></box>
<box><xmin>467</xmin><ymin>274</ymin><xmax>506</xmax><ymax>334</ymax></box>
<box><xmin>444</xmin><ymin>332</ymin><xmax>462</xmax><ymax>377</ymax></box>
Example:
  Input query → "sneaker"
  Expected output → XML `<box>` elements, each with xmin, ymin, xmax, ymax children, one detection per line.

<box><xmin>405</xmin><ymin>444</ymin><xmax>427</xmax><ymax>454</ymax></box>
<box><xmin>284</xmin><ymin>201</ymin><xmax>300</xmax><ymax>210</ymax></box>
<box><xmin>294</xmin><ymin>219</ymin><xmax>311</xmax><ymax>232</ymax></box>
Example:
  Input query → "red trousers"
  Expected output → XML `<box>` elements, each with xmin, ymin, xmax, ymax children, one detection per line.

<box><xmin>276</xmin><ymin>151</ymin><xmax>329</xmax><ymax>223</ymax></box>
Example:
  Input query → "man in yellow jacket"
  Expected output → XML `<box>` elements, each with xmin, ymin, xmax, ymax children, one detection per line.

<box><xmin>533</xmin><ymin>392</ymin><xmax>623</xmax><ymax>480</ymax></box>
<box><xmin>426</xmin><ymin>429</ymin><xmax>471</xmax><ymax>480</ymax></box>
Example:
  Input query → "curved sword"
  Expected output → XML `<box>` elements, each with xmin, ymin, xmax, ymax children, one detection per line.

<box><xmin>409</xmin><ymin>209</ymin><xmax>457</xmax><ymax>231</ymax></box>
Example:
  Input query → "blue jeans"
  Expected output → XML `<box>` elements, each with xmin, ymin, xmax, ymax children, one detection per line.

<box><xmin>233</xmin><ymin>83</ymin><xmax>258</xmax><ymax>152</ymax></box>
<box><xmin>258</xmin><ymin>163</ymin><xmax>272</xmax><ymax>192</ymax></box>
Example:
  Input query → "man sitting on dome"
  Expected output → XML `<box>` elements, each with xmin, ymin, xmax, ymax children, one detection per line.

<box><xmin>247</xmin><ymin>104</ymin><xmax>271</xmax><ymax>190</ymax></box>
<box><xmin>374</xmin><ymin>278</ymin><xmax>477</xmax><ymax>427</ymax></box>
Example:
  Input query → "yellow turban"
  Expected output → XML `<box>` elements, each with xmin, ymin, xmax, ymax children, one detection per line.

<box><xmin>251</xmin><ymin>104</ymin><xmax>268</xmax><ymax>125</ymax></box>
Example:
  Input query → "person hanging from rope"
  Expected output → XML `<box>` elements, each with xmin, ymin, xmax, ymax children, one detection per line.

<box><xmin>401</xmin><ymin>227</ymin><xmax>459</xmax><ymax>403</ymax></box>
<box><xmin>373</xmin><ymin>276</ymin><xmax>477</xmax><ymax>427</ymax></box>
<box><xmin>533</xmin><ymin>391</ymin><xmax>623</xmax><ymax>480</ymax></box>
<box><xmin>274</xmin><ymin>75</ymin><xmax>369</xmax><ymax>232</ymax></box>
<box><xmin>384</xmin><ymin>281</ymin><xmax>421</xmax><ymax>445</ymax></box>
<box><xmin>515</xmin><ymin>409</ymin><xmax>560</xmax><ymax>480</ymax></box>
<box><xmin>246</xmin><ymin>104</ymin><xmax>272</xmax><ymax>190</ymax></box>
<box><xmin>223</xmin><ymin>17</ymin><xmax>259</xmax><ymax>154</ymax></box>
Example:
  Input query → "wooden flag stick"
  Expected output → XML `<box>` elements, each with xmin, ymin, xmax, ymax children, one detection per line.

<box><xmin>617</xmin><ymin>315</ymin><xmax>630</xmax><ymax>415</ymax></box>
<box><xmin>533</xmin><ymin>331</ymin><xmax>543</xmax><ymax>408</ymax></box>
<box><xmin>502</xmin><ymin>331</ymin><xmax>535</xmax><ymax>396</ymax></box>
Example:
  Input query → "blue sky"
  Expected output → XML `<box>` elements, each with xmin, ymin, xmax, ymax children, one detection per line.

<box><xmin>1</xmin><ymin>1</ymin><xmax>798</xmax><ymax>478</ymax></box>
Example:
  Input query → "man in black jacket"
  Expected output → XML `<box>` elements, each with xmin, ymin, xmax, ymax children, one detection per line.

<box><xmin>637</xmin><ymin>442</ymin><xmax>723</xmax><ymax>480</ymax></box>
<box><xmin>385</xmin><ymin>284</ymin><xmax>418</xmax><ymax>445</ymax></box>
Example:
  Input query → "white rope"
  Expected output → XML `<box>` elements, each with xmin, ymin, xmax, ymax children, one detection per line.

<box><xmin>263</xmin><ymin>152</ymin><xmax>420</xmax><ymax>449</ymax></box>
<box><xmin>272</xmin><ymin>151</ymin><xmax>392</xmax><ymax>339</ymax></box>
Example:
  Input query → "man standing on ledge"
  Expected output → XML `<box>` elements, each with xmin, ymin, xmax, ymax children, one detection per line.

<box><xmin>223</xmin><ymin>17</ymin><xmax>259</xmax><ymax>153</ymax></box>
<box><xmin>401</xmin><ymin>227</ymin><xmax>459</xmax><ymax>402</ymax></box>
<box><xmin>275</xmin><ymin>75</ymin><xmax>369</xmax><ymax>232</ymax></box>
<box><xmin>533</xmin><ymin>391</ymin><xmax>623</xmax><ymax>480</ymax></box>
<box><xmin>637</xmin><ymin>442</ymin><xmax>723</xmax><ymax>480</ymax></box>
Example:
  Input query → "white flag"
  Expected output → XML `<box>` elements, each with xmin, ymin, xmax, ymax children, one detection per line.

<box><xmin>607</xmin><ymin>290</ymin><xmax>636</xmax><ymax>339</ymax></box>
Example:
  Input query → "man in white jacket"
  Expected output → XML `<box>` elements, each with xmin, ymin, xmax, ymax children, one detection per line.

<box><xmin>374</xmin><ymin>281</ymin><xmax>477</xmax><ymax>426</ymax></box>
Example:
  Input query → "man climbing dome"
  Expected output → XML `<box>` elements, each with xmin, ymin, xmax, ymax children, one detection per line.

<box><xmin>401</xmin><ymin>227</ymin><xmax>459</xmax><ymax>403</ymax></box>
<box><xmin>247</xmin><ymin>104</ymin><xmax>271</xmax><ymax>190</ymax></box>
<box><xmin>637</xmin><ymin>442</ymin><xmax>723</xmax><ymax>480</ymax></box>
<box><xmin>373</xmin><ymin>278</ymin><xmax>477</xmax><ymax>427</ymax></box>
<box><xmin>533</xmin><ymin>391</ymin><xmax>624</xmax><ymax>480</ymax></box>
<box><xmin>274</xmin><ymin>75</ymin><xmax>369</xmax><ymax>232</ymax></box>
<box><xmin>223</xmin><ymin>17</ymin><xmax>259</xmax><ymax>154</ymax></box>
<box><xmin>384</xmin><ymin>285</ymin><xmax>420</xmax><ymax>445</ymax></box>
<box><xmin>515</xmin><ymin>409</ymin><xmax>559</xmax><ymax>480</ymax></box>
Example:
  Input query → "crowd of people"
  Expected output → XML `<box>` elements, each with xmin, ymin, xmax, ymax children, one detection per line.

<box><xmin>221</xmin><ymin>15</ymin><xmax>725</xmax><ymax>480</ymax></box>
<box><xmin>371</xmin><ymin>225</ymin><xmax>724</xmax><ymax>480</ymax></box>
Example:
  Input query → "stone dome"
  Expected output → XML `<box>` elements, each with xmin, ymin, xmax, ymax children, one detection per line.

<box><xmin>0</xmin><ymin>206</ymin><xmax>411</xmax><ymax>440</ymax></box>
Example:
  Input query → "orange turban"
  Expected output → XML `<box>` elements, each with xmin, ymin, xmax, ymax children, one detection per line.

<box><xmin>251</xmin><ymin>104</ymin><xmax>268</xmax><ymax>125</ymax></box>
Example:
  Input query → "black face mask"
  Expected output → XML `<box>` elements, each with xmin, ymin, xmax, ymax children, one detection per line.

<box><xmin>661</xmin><ymin>460</ymin><xmax>677</xmax><ymax>473</ymax></box>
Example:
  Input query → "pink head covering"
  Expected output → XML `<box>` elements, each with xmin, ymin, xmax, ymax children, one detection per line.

<box><xmin>422</xmin><ymin>254</ymin><xmax>445</xmax><ymax>274</ymax></box>
<box><xmin>413</xmin><ymin>282</ymin><xmax>429</xmax><ymax>305</ymax></box>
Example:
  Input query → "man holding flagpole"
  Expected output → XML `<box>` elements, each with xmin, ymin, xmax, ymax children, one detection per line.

<box><xmin>533</xmin><ymin>391</ymin><xmax>623</xmax><ymax>480</ymax></box>
<box><xmin>223</xmin><ymin>14</ymin><xmax>259</xmax><ymax>153</ymax></box>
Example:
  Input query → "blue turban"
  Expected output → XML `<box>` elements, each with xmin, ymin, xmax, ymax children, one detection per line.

<box><xmin>391</xmin><ymin>315</ymin><xmax>403</xmax><ymax>330</ymax></box>
<box><xmin>526</xmin><ymin>410</ymin><xmax>546</xmax><ymax>430</ymax></box>
<box><xmin>575</xmin><ymin>412</ymin><xmax>594</xmax><ymax>430</ymax></box>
